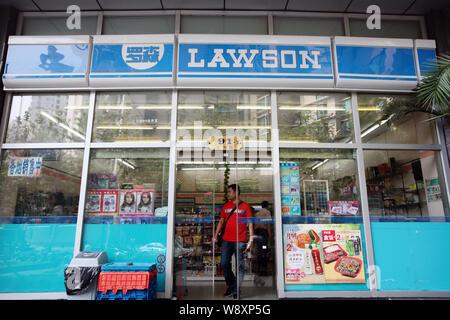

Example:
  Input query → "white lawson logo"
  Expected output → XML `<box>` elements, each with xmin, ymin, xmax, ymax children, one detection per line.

<box><xmin>121</xmin><ymin>44</ymin><xmax>164</xmax><ymax>70</ymax></box>
<box><xmin>187</xmin><ymin>48</ymin><xmax>322</xmax><ymax>69</ymax></box>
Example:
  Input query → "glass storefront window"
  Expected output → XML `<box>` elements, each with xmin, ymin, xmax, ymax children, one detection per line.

<box><xmin>22</xmin><ymin>16</ymin><xmax>98</xmax><ymax>35</ymax></box>
<box><xmin>92</xmin><ymin>91</ymin><xmax>172</xmax><ymax>143</ymax></box>
<box><xmin>0</xmin><ymin>149</ymin><xmax>84</xmax><ymax>219</ymax></box>
<box><xmin>277</xmin><ymin>92</ymin><xmax>353</xmax><ymax>143</ymax></box>
<box><xmin>177</xmin><ymin>91</ymin><xmax>271</xmax><ymax>143</ymax></box>
<box><xmin>279</xmin><ymin>148</ymin><xmax>368</xmax><ymax>289</ymax></box>
<box><xmin>349</xmin><ymin>19</ymin><xmax>423</xmax><ymax>39</ymax></box>
<box><xmin>83</xmin><ymin>148</ymin><xmax>169</xmax><ymax>224</ymax></box>
<box><xmin>81</xmin><ymin>148</ymin><xmax>170</xmax><ymax>293</ymax></box>
<box><xmin>358</xmin><ymin>95</ymin><xmax>437</xmax><ymax>144</ymax></box>
<box><xmin>102</xmin><ymin>15</ymin><xmax>175</xmax><ymax>34</ymax></box>
<box><xmin>0</xmin><ymin>148</ymin><xmax>84</xmax><ymax>293</ymax></box>
<box><xmin>364</xmin><ymin>149</ymin><xmax>449</xmax><ymax>219</ymax></box>
<box><xmin>181</xmin><ymin>15</ymin><xmax>268</xmax><ymax>34</ymax></box>
<box><xmin>273</xmin><ymin>16</ymin><xmax>345</xmax><ymax>36</ymax></box>
<box><xmin>5</xmin><ymin>94</ymin><xmax>89</xmax><ymax>143</ymax></box>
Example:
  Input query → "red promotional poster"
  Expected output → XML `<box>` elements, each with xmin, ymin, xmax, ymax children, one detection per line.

<box><xmin>86</xmin><ymin>190</ymin><xmax>119</xmax><ymax>214</ymax></box>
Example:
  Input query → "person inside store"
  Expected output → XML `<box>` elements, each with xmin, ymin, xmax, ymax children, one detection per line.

<box><xmin>51</xmin><ymin>192</ymin><xmax>65</xmax><ymax>216</ymax></box>
<box><xmin>214</xmin><ymin>184</ymin><xmax>255</xmax><ymax>299</ymax></box>
<box><xmin>253</xmin><ymin>200</ymin><xmax>272</xmax><ymax>286</ymax></box>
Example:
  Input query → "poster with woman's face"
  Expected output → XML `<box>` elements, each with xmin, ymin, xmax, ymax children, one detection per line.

<box><xmin>119</xmin><ymin>190</ymin><xmax>136</xmax><ymax>214</ymax></box>
<box><xmin>137</xmin><ymin>190</ymin><xmax>154</xmax><ymax>215</ymax></box>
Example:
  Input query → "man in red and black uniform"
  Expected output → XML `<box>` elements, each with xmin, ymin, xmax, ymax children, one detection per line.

<box><xmin>214</xmin><ymin>184</ymin><xmax>254</xmax><ymax>299</ymax></box>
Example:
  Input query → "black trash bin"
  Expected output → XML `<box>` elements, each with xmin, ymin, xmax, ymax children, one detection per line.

<box><xmin>64</xmin><ymin>251</ymin><xmax>108</xmax><ymax>300</ymax></box>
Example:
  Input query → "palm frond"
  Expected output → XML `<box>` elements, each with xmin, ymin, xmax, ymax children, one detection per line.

<box><xmin>415</xmin><ymin>53</ymin><xmax>450</xmax><ymax>114</ymax></box>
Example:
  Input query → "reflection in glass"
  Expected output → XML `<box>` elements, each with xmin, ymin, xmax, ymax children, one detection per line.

<box><xmin>84</xmin><ymin>148</ymin><xmax>169</xmax><ymax>224</ymax></box>
<box><xmin>357</xmin><ymin>95</ymin><xmax>437</xmax><ymax>144</ymax></box>
<box><xmin>273</xmin><ymin>16</ymin><xmax>345</xmax><ymax>36</ymax></box>
<box><xmin>277</xmin><ymin>93</ymin><xmax>353</xmax><ymax>143</ymax></box>
<box><xmin>349</xmin><ymin>19</ymin><xmax>422</xmax><ymax>39</ymax></box>
<box><xmin>0</xmin><ymin>149</ymin><xmax>84</xmax><ymax>218</ymax></box>
<box><xmin>177</xmin><ymin>91</ymin><xmax>271</xmax><ymax>143</ymax></box>
<box><xmin>102</xmin><ymin>15</ymin><xmax>175</xmax><ymax>34</ymax></box>
<box><xmin>364</xmin><ymin>150</ymin><xmax>448</xmax><ymax>217</ymax></box>
<box><xmin>6</xmin><ymin>94</ymin><xmax>89</xmax><ymax>143</ymax></box>
<box><xmin>22</xmin><ymin>16</ymin><xmax>98</xmax><ymax>35</ymax></box>
<box><xmin>181</xmin><ymin>15</ymin><xmax>268</xmax><ymax>34</ymax></box>
<box><xmin>93</xmin><ymin>91</ymin><xmax>172</xmax><ymax>142</ymax></box>
<box><xmin>279</xmin><ymin>149</ymin><xmax>359</xmax><ymax>217</ymax></box>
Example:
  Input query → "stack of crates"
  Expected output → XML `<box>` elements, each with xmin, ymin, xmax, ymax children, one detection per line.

<box><xmin>96</xmin><ymin>262</ymin><xmax>157</xmax><ymax>300</ymax></box>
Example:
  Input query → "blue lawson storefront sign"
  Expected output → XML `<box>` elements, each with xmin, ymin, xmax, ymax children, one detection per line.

<box><xmin>177</xmin><ymin>35</ymin><xmax>334</xmax><ymax>88</ymax></box>
<box><xmin>89</xmin><ymin>35</ymin><xmax>174</xmax><ymax>88</ymax></box>
<box><xmin>2</xmin><ymin>36</ymin><xmax>90</xmax><ymax>88</ymax></box>
<box><xmin>334</xmin><ymin>37</ymin><xmax>418</xmax><ymax>90</ymax></box>
<box><xmin>2</xmin><ymin>35</ymin><xmax>437</xmax><ymax>91</ymax></box>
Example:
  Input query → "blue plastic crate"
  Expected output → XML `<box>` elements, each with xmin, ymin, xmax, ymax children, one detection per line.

<box><xmin>96</xmin><ymin>288</ymin><xmax>156</xmax><ymax>300</ymax></box>
<box><xmin>101</xmin><ymin>262</ymin><xmax>156</xmax><ymax>273</ymax></box>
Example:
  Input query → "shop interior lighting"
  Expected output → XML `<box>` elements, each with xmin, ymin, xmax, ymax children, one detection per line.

<box><xmin>136</xmin><ymin>105</ymin><xmax>172</xmax><ymax>110</ymax></box>
<box><xmin>178</xmin><ymin>105</ymin><xmax>215</xmax><ymax>109</ymax></box>
<box><xmin>97</xmin><ymin>105</ymin><xmax>133</xmax><ymax>110</ymax></box>
<box><xmin>360</xmin><ymin>116</ymin><xmax>392</xmax><ymax>138</ymax></box>
<box><xmin>279</xmin><ymin>106</ymin><xmax>346</xmax><ymax>111</ymax></box>
<box><xmin>216</xmin><ymin>125</ymin><xmax>271</xmax><ymax>129</ymax></box>
<box><xmin>358</xmin><ymin>107</ymin><xmax>380</xmax><ymax>111</ymax></box>
<box><xmin>96</xmin><ymin>125</ymin><xmax>155</xmax><ymax>130</ymax></box>
<box><xmin>311</xmin><ymin>159</ymin><xmax>329</xmax><ymax>170</ymax></box>
<box><xmin>236</xmin><ymin>105</ymin><xmax>271</xmax><ymax>110</ymax></box>
<box><xmin>40</xmin><ymin>111</ymin><xmax>85</xmax><ymax>140</ymax></box>
<box><xmin>64</xmin><ymin>105</ymin><xmax>89</xmax><ymax>109</ymax></box>
<box><xmin>117</xmin><ymin>158</ymin><xmax>136</xmax><ymax>170</ymax></box>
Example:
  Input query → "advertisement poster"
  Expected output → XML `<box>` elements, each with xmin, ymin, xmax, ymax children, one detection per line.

<box><xmin>8</xmin><ymin>157</ymin><xmax>42</xmax><ymax>177</ymax></box>
<box><xmin>119</xmin><ymin>189</ymin><xmax>155</xmax><ymax>217</ymax></box>
<box><xmin>86</xmin><ymin>190</ymin><xmax>118</xmax><ymax>214</ymax></box>
<box><xmin>328</xmin><ymin>201</ymin><xmax>359</xmax><ymax>216</ymax></box>
<box><xmin>283</xmin><ymin>224</ymin><xmax>365</xmax><ymax>284</ymax></box>
<box><xmin>280</xmin><ymin>162</ymin><xmax>301</xmax><ymax>216</ymax></box>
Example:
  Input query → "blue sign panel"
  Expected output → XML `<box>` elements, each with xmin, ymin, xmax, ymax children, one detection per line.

<box><xmin>417</xmin><ymin>48</ymin><xmax>437</xmax><ymax>78</ymax></box>
<box><xmin>3</xmin><ymin>44</ymin><xmax>89</xmax><ymax>79</ymax></box>
<box><xmin>178</xmin><ymin>44</ymin><xmax>333</xmax><ymax>79</ymax></box>
<box><xmin>90</xmin><ymin>43</ymin><xmax>173</xmax><ymax>77</ymax></box>
<box><xmin>336</xmin><ymin>46</ymin><xmax>417</xmax><ymax>81</ymax></box>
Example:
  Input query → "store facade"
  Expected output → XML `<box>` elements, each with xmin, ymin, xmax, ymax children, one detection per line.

<box><xmin>0</xmin><ymin>9</ymin><xmax>450</xmax><ymax>300</ymax></box>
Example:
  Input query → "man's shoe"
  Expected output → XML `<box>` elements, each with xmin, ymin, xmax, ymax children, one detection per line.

<box><xmin>224</xmin><ymin>287</ymin><xmax>233</xmax><ymax>297</ymax></box>
<box><xmin>233</xmin><ymin>294</ymin><xmax>238</xmax><ymax>299</ymax></box>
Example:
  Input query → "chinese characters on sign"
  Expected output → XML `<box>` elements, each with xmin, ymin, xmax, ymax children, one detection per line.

<box><xmin>125</xmin><ymin>46</ymin><xmax>161</xmax><ymax>63</ymax></box>
<box><xmin>8</xmin><ymin>157</ymin><xmax>42</xmax><ymax>177</ymax></box>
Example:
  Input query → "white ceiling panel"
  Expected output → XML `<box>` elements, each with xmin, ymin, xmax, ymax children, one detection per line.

<box><xmin>286</xmin><ymin>0</ymin><xmax>351</xmax><ymax>12</ymax></box>
<box><xmin>98</xmin><ymin>0</ymin><xmax>162</xmax><ymax>10</ymax></box>
<box><xmin>161</xmin><ymin>0</ymin><xmax>223</xmax><ymax>10</ymax></box>
<box><xmin>345</xmin><ymin>0</ymin><xmax>414</xmax><ymax>14</ymax></box>
<box><xmin>225</xmin><ymin>0</ymin><xmax>288</xmax><ymax>10</ymax></box>
<box><xmin>35</xmin><ymin>0</ymin><xmax>101</xmax><ymax>10</ymax></box>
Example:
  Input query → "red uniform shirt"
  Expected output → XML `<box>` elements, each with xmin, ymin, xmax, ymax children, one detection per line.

<box><xmin>220</xmin><ymin>201</ymin><xmax>252</xmax><ymax>242</ymax></box>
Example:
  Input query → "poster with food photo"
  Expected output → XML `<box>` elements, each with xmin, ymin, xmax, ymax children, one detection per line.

<box><xmin>283</xmin><ymin>224</ymin><xmax>365</xmax><ymax>284</ymax></box>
